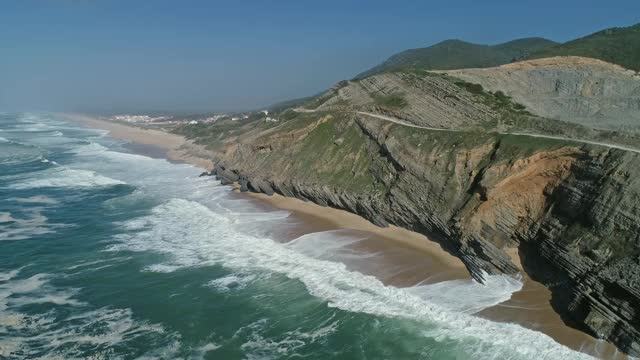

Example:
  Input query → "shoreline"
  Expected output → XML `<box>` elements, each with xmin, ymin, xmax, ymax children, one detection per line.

<box><xmin>247</xmin><ymin>190</ymin><xmax>467</xmax><ymax>271</ymax></box>
<box><xmin>64</xmin><ymin>113</ymin><xmax>627</xmax><ymax>359</ymax></box>
<box><xmin>62</xmin><ymin>113</ymin><xmax>467</xmax><ymax>273</ymax></box>
<box><xmin>62</xmin><ymin>113</ymin><xmax>215</xmax><ymax>171</ymax></box>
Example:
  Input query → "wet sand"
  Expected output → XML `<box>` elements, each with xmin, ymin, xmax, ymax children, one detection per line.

<box><xmin>69</xmin><ymin>113</ymin><xmax>628</xmax><ymax>359</ymax></box>
<box><xmin>480</xmin><ymin>275</ymin><xmax>627</xmax><ymax>359</ymax></box>
<box><xmin>247</xmin><ymin>191</ymin><xmax>467</xmax><ymax>272</ymax></box>
<box><xmin>234</xmin><ymin>190</ymin><xmax>470</xmax><ymax>285</ymax></box>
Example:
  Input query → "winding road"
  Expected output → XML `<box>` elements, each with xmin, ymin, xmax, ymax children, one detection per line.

<box><xmin>355</xmin><ymin>111</ymin><xmax>640</xmax><ymax>154</ymax></box>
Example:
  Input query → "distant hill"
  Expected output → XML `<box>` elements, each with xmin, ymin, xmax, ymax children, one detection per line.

<box><xmin>355</xmin><ymin>37</ymin><xmax>558</xmax><ymax>78</ymax></box>
<box><xmin>525</xmin><ymin>23</ymin><xmax>640</xmax><ymax>71</ymax></box>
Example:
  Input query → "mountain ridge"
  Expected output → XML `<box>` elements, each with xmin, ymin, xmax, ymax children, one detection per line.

<box><xmin>354</xmin><ymin>22</ymin><xmax>640</xmax><ymax>81</ymax></box>
<box><xmin>525</xmin><ymin>23</ymin><xmax>640</xmax><ymax>71</ymax></box>
<box><xmin>355</xmin><ymin>37</ymin><xmax>558</xmax><ymax>79</ymax></box>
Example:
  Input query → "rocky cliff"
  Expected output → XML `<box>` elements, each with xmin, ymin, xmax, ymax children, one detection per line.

<box><xmin>176</xmin><ymin>54</ymin><xmax>640</xmax><ymax>355</ymax></box>
<box><xmin>183</xmin><ymin>108</ymin><xmax>640</xmax><ymax>356</ymax></box>
<box><xmin>310</xmin><ymin>72</ymin><xmax>499</xmax><ymax>129</ymax></box>
<box><xmin>447</xmin><ymin>57</ymin><xmax>640</xmax><ymax>132</ymax></box>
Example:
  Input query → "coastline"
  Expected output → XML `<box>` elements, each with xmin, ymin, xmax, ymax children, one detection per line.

<box><xmin>62</xmin><ymin>113</ymin><xmax>467</xmax><ymax>273</ymax></box>
<box><xmin>61</xmin><ymin>113</ymin><xmax>215</xmax><ymax>171</ymax></box>
<box><xmin>65</xmin><ymin>113</ymin><xmax>627</xmax><ymax>359</ymax></box>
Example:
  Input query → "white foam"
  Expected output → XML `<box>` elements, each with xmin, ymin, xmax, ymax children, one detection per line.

<box><xmin>111</xmin><ymin>198</ymin><xmax>594</xmax><ymax>359</ymax></box>
<box><xmin>67</xmin><ymin>141</ymin><xmax>110</xmax><ymax>156</ymax></box>
<box><xmin>0</xmin><ymin>139</ymin><xmax>44</xmax><ymax>165</ymax></box>
<box><xmin>0</xmin><ymin>273</ymin><xmax>78</xmax><ymax>313</ymax></box>
<box><xmin>190</xmin><ymin>342</ymin><xmax>221</xmax><ymax>359</ymax></box>
<box><xmin>10</xmin><ymin>195</ymin><xmax>59</xmax><ymax>205</ymax></box>
<box><xmin>0</xmin><ymin>211</ymin><xmax>14</xmax><ymax>223</ymax></box>
<box><xmin>206</xmin><ymin>273</ymin><xmax>259</xmax><ymax>292</ymax></box>
<box><xmin>65</xmin><ymin>258</ymin><xmax>119</xmax><ymax>271</ymax></box>
<box><xmin>287</xmin><ymin>230</ymin><xmax>371</xmax><ymax>261</ymax></box>
<box><xmin>0</xmin><ymin>208</ymin><xmax>63</xmax><ymax>241</ymax></box>
<box><xmin>229</xmin><ymin>210</ymin><xmax>292</xmax><ymax>224</ymax></box>
<box><xmin>88</xmin><ymin>128</ymin><xmax>110</xmax><ymax>138</ymax></box>
<box><xmin>235</xmin><ymin>318</ymin><xmax>339</xmax><ymax>359</ymax></box>
<box><xmin>409</xmin><ymin>272</ymin><xmax>524</xmax><ymax>314</ymax></box>
<box><xmin>0</xmin><ymin>268</ymin><xmax>178</xmax><ymax>359</ymax></box>
<box><xmin>144</xmin><ymin>264</ymin><xmax>182</xmax><ymax>273</ymax></box>
<box><xmin>8</xmin><ymin>168</ymin><xmax>125</xmax><ymax>189</ymax></box>
<box><xmin>64</xmin><ymin>257</ymin><xmax>131</xmax><ymax>276</ymax></box>
<box><xmin>290</xmin><ymin>230</ymin><xmax>523</xmax><ymax>314</ymax></box>
<box><xmin>239</xmin><ymin>321</ymin><xmax>307</xmax><ymax>358</ymax></box>
<box><xmin>39</xmin><ymin>157</ymin><xmax>59</xmax><ymax>165</ymax></box>
<box><xmin>0</xmin><ymin>268</ymin><xmax>22</xmax><ymax>282</ymax></box>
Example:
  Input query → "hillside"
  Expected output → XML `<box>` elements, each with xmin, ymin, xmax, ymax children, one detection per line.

<box><xmin>526</xmin><ymin>23</ymin><xmax>640</xmax><ymax>72</ymax></box>
<box><xmin>355</xmin><ymin>37</ymin><xmax>558</xmax><ymax>78</ymax></box>
<box><xmin>447</xmin><ymin>56</ymin><xmax>640</xmax><ymax>132</ymax></box>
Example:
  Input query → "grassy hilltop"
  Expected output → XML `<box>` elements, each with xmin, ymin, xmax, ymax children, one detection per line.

<box><xmin>356</xmin><ymin>38</ymin><xmax>557</xmax><ymax>78</ymax></box>
<box><xmin>526</xmin><ymin>23</ymin><xmax>640</xmax><ymax>71</ymax></box>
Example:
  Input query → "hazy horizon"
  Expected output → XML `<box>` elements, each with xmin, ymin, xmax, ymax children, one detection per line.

<box><xmin>1</xmin><ymin>0</ymin><xmax>639</xmax><ymax>114</ymax></box>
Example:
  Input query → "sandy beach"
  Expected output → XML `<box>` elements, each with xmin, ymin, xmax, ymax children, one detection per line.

<box><xmin>62</xmin><ymin>113</ymin><xmax>215</xmax><ymax>171</ymax></box>
<box><xmin>67</xmin><ymin>113</ymin><xmax>628</xmax><ymax>359</ymax></box>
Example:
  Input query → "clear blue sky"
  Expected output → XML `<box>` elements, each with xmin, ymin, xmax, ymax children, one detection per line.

<box><xmin>1</xmin><ymin>0</ymin><xmax>638</xmax><ymax>114</ymax></box>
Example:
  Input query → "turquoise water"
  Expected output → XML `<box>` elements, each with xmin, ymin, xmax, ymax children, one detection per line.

<box><xmin>0</xmin><ymin>113</ymin><xmax>593</xmax><ymax>359</ymax></box>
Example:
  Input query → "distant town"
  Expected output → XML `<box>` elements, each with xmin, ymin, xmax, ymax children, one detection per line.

<box><xmin>104</xmin><ymin>110</ymin><xmax>279</xmax><ymax>129</ymax></box>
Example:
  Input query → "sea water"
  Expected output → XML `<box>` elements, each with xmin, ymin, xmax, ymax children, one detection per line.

<box><xmin>0</xmin><ymin>113</ymin><xmax>595</xmax><ymax>359</ymax></box>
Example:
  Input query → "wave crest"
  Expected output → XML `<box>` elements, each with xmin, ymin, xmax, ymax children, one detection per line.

<box><xmin>110</xmin><ymin>198</ymin><xmax>592</xmax><ymax>359</ymax></box>
<box><xmin>8</xmin><ymin>168</ymin><xmax>125</xmax><ymax>189</ymax></box>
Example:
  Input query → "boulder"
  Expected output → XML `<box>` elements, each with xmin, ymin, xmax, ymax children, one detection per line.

<box><xmin>238</xmin><ymin>175</ymin><xmax>249</xmax><ymax>192</ymax></box>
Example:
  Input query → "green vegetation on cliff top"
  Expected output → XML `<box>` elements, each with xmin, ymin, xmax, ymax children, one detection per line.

<box><xmin>356</xmin><ymin>22</ymin><xmax>640</xmax><ymax>79</ymax></box>
<box><xmin>526</xmin><ymin>23</ymin><xmax>640</xmax><ymax>71</ymax></box>
<box><xmin>355</xmin><ymin>37</ymin><xmax>558</xmax><ymax>78</ymax></box>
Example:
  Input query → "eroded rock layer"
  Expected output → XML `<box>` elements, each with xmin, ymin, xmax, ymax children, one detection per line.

<box><xmin>196</xmin><ymin>111</ymin><xmax>640</xmax><ymax>355</ymax></box>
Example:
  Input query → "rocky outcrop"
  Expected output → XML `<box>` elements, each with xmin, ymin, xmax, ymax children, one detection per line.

<box><xmin>201</xmin><ymin>112</ymin><xmax>640</xmax><ymax>356</ymax></box>
<box><xmin>311</xmin><ymin>72</ymin><xmax>500</xmax><ymax>129</ymax></box>
<box><xmin>526</xmin><ymin>148</ymin><xmax>640</xmax><ymax>355</ymax></box>
<box><xmin>209</xmin><ymin>164</ymin><xmax>239</xmax><ymax>185</ymax></box>
<box><xmin>447</xmin><ymin>57</ymin><xmax>640</xmax><ymax>132</ymax></box>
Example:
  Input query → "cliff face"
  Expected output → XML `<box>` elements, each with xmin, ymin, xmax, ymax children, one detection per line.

<box><xmin>198</xmin><ymin>111</ymin><xmax>640</xmax><ymax>355</ymax></box>
<box><xmin>312</xmin><ymin>72</ymin><xmax>499</xmax><ymax>129</ymax></box>
<box><xmin>531</xmin><ymin>148</ymin><xmax>640</xmax><ymax>354</ymax></box>
<box><xmin>447</xmin><ymin>57</ymin><xmax>640</xmax><ymax>132</ymax></box>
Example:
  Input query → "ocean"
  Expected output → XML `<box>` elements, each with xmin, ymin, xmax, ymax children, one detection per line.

<box><xmin>0</xmin><ymin>113</ymin><xmax>595</xmax><ymax>359</ymax></box>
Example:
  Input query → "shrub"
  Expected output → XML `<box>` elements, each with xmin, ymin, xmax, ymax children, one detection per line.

<box><xmin>494</xmin><ymin>90</ymin><xmax>509</xmax><ymax>100</ymax></box>
<box><xmin>373</xmin><ymin>93</ymin><xmax>408</xmax><ymax>108</ymax></box>
<box><xmin>455</xmin><ymin>81</ymin><xmax>484</xmax><ymax>94</ymax></box>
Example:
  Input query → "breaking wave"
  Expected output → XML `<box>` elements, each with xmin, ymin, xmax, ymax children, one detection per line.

<box><xmin>109</xmin><ymin>198</ymin><xmax>593</xmax><ymax>359</ymax></box>
<box><xmin>8</xmin><ymin>168</ymin><xmax>125</xmax><ymax>189</ymax></box>
<box><xmin>0</xmin><ymin>208</ymin><xmax>65</xmax><ymax>241</ymax></box>
<box><xmin>0</xmin><ymin>269</ymin><xmax>180</xmax><ymax>360</ymax></box>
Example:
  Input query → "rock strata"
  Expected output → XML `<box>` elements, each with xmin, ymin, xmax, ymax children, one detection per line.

<box><xmin>201</xmin><ymin>112</ymin><xmax>640</xmax><ymax>356</ymax></box>
<box><xmin>447</xmin><ymin>56</ymin><xmax>640</xmax><ymax>131</ymax></box>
